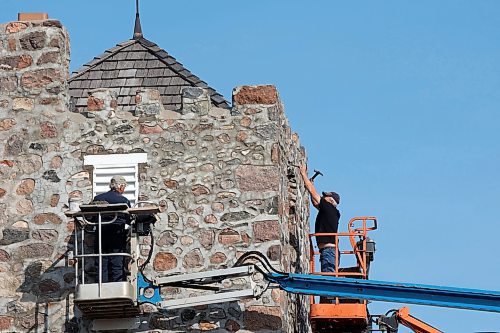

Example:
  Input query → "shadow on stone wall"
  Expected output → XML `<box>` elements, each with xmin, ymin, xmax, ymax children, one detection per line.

<box><xmin>16</xmin><ymin>250</ymin><xmax>77</xmax><ymax>332</ymax></box>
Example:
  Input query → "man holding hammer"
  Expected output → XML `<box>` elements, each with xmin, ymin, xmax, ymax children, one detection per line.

<box><xmin>300</xmin><ymin>165</ymin><xmax>341</xmax><ymax>273</ymax></box>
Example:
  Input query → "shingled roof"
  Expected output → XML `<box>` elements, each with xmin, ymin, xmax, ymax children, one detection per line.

<box><xmin>69</xmin><ymin>37</ymin><xmax>230</xmax><ymax>113</ymax></box>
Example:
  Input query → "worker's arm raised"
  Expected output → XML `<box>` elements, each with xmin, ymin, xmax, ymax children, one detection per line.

<box><xmin>300</xmin><ymin>165</ymin><xmax>321</xmax><ymax>208</ymax></box>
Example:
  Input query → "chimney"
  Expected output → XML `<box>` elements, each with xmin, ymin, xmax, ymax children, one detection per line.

<box><xmin>17</xmin><ymin>13</ymin><xmax>49</xmax><ymax>21</ymax></box>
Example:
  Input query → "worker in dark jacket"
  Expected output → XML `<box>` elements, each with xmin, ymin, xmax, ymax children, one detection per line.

<box><xmin>93</xmin><ymin>175</ymin><xmax>131</xmax><ymax>282</ymax></box>
<box><xmin>300</xmin><ymin>165</ymin><xmax>341</xmax><ymax>273</ymax></box>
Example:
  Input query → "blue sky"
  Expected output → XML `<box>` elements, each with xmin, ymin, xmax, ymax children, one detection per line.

<box><xmin>2</xmin><ymin>0</ymin><xmax>499</xmax><ymax>331</ymax></box>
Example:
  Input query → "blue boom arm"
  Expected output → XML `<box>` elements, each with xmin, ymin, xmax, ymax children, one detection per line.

<box><xmin>266</xmin><ymin>272</ymin><xmax>500</xmax><ymax>313</ymax></box>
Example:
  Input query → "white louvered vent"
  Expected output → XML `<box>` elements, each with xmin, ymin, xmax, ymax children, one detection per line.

<box><xmin>84</xmin><ymin>153</ymin><xmax>147</xmax><ymax>207</ymax></box>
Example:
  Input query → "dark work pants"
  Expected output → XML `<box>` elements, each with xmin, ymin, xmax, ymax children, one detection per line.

<box><xmin>100</xmin><ymin>224</ymin><xmax>126</xmax><ymax>283</ymax></box>
<box><xmin>102</xmin><ymin>248</ymin><xmax>125</xmax><ymax>283</ymax></box>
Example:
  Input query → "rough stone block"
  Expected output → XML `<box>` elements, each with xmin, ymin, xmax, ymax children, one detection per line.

<box><xmin>0</xmin><ymin>316</ymin><xmax>14</xmax><ymax>331</ymax></box>
<box><xmin>267</xmin><ymin>244</ymin><xmax>282</xmax><ymax>260</ymax></box>
<box><xmin>0</xmin><ymin>228</ymin><xmax>30</xmax><ymax>245</ymax></box>
<box><xmin>21</xmin><ymin>68</ymin><xmax>62</xmax><ymax>91</ymax></box>
<box><xmin>253</xmin><ymin>220</ymin><xmax>280</xmax><ymax>242</ymax></box>
<box><xmin>0</xmin><ymin>249</ymin><xmax>11</xmax><ymax>262</ymax></box>
<box><xmin>153</xmin><ymin>252</ymin><xmax>177</xmax><ymax>271</ymax></box>
<box><xmin>87</xmin><ymin>88</ymin><xmax>117</xmax><ymax>117</ymax></box>
<box><xmin>181</xmin><ymin>87</ymin><xmax>210</xmax><ymax>115</ymax></box>
<box><xmin>14</xmin><ymin>243</ymin><xmax>54</xmax><ymax>259</ymax></box>
<box><xmin>243</xmin><ymin>306</ymin><xmax>282</xmax><ymax>330</ymax></box>
<box><xmin>233</xmin><ymin>85</ymin><xmax>279</xmax><ymax>105</ymax></box>
<box><xmin>225</xmin><ymin>319</ymin><xmax>240</xmax><ymax>332</ymax></box>
<box><xmin>0</xmin><ymin>76</ymin><xmax>17</xmax><ymax>93</ymax></box>
<box><xmin>139</xmin><ymin>124</ymin><xmax>163</xmax><ymax>134</ymax></box>
<box><xmin>40</xmin><ymin>121</ymin><xmax>58</xmax><ymax>138</ymax></box>
<box><xmin>0</xmin><ymin>54</ymin><xmax>32</xmax><ymax>70</ymax></box>
<box><xmin>16</xmin><ymin>198</ymin><xmax>33</xmax><ymax>215</ymax></box>
<box><xmin>210</xmin><ymin>252</ymin><xmax>227</xmax><ymax>264</ymax></box>
<box><xmin>5</xmin><ymin>22</ymin><xmax>28</xmax><ymax>34</ymax></box>
<box><xmin>135</xmin><ymin>88</ymin><xmax>164</xmax><ymax>116</ymax></box>
<box><xmin>18</xmin><ymin>154</ymin><xmax>43</xmax><ymax>174</ymax></box>
<box><xmin>183</xmin><ymin>248</ymin><xmax>203</xmax><ymax>268</ymax></box>
<box><xmin>37</xmin><ymin>51</ymin><xmax>60</xmax><ymax>65</ymax></box>
<box><xmin>218</xmin><ymin>228</ymin><xmax>240</xmax><ymax>245</ymax></box>
<box><xmin>31</xmin><ymin>229</ymin><xmax>58</xmax><ymax>242</ymax></box>
<box><xmin>33</xmin><ymin>213</ymin><xmax>62</xmax><ymax>225</ymax></box>
<box><xmin>191</xmin><ymin>184</ymin><xmax>210</xmax><ymax>196</ymax></box>
<box><xmin>20</xmin><ymin>31</ymin><xmax>47</xmax><ymax>50</ymax></box>
<box><xmin>157</xmin><ymin>230</ymin><xmax>178</xmax><ymax>247</ymax></box>
<box><xmin>199</xmin><ymin>229</ymin><xmax>215</xmax><ymax>249</ymax></box>
<box><xmin>0</xmin><ymin>118</ymin><xmax>16</xmax><ymax>131</ymax></box>
<box><xmin>235</xmin><ymin>165</ymin><xmax>279</xmax><ymax>192</ymax></box>
<box><xmin>12</xmin><ymin>97</ymin><xmax>34</xmax><ymax>111</ymax></box>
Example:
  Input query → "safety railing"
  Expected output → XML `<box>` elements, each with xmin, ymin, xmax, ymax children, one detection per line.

<box><xmin>309</xmin><ymin>216</ymin><xmax>377</xmax><ymax>305</ymax></box>
<box><xmin>71</xmin><ymin>206</ymin><xmax>132</xmax><ymax>298</ymax></box>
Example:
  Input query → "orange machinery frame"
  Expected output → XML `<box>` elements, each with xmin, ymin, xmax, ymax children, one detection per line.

<box><xmin>395</xmin><ymin>307</ymin><xmax>443</xmax><ymax>333</ymax></box>
<box><xmin>309</xmin><ymin>216</ymin><xmax>377</xmax><ymax>333</ymax></box>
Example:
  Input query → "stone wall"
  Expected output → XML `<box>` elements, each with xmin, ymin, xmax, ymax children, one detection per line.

<box><xmin>0</xmin><ymin>19</ymin><xmax>311</xmax><ymax>333</ymax></box>
<box><xmin>0</xmin><ymin>19</ymin><xmax>74</xmax><ymax>332</ymax></box>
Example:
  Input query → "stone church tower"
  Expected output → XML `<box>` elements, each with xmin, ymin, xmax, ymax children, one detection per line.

<box><xmin>0</xmin><ymin>13</ymin><xmax>311</xmax><ymax>332</ymax></box>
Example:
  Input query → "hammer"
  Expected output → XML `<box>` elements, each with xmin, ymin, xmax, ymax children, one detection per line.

<box><xmin>309</xmin><ymin>169</ymin><xmax>323</xmax><ymax>182</ymax></box>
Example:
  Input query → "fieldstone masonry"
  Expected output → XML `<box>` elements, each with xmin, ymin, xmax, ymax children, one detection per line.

<box><xmin>0</xmin><ymin>18</ymin><xmax>311</xmax><ymax>332</ymax></box>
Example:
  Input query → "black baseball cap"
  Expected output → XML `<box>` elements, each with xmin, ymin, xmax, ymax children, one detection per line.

<box><xmin>322</xmin><ymin>191</ymin><xmax>340</xmax><ymax>204</ymax></box>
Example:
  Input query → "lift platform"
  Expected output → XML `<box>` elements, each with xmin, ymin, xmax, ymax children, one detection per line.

<box><xmin>66</xmin><ymin>203</ymin><xmax>159</xmax><ymax>319</ymax></box>
<box><xmin>308</xmin><ymin>216</ymin><xmax>377</xmax><ymax>332</ymax></box>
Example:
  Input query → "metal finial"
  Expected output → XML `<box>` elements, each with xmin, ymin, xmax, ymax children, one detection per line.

<box><xmin>133</xmin><ymin>0</ymin><xmax>143</xmax><ymax>39</ymax></box>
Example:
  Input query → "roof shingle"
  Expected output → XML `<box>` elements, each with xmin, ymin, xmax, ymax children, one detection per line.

<box><xmin>69</xmin><ymin>37</ymin><xmax>230</xmax><ymax>112</ymax></box>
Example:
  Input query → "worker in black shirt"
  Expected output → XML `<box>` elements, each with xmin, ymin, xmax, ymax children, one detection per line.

<box><xmin>300</xmin><ymin>165</ymin><xmax>341</xmax><ymax>273</ymax></box>
<box><xmin>93</xmin><ymin>175</ymin><xmax>131</xmax><ymax>282</ymax></box>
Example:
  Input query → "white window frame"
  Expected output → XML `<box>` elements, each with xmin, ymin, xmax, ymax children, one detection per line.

<box><xmin>84</xmin><ymin>153</ymin><xmax>147</xmax><ymax>207</ymax></box>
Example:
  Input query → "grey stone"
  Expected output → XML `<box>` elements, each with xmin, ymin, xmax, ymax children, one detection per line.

<box><xmin>18</xmin><ymin>154</ymin><xmax>43</xmax><ymax>174</ymax></box>
<box><xmin>225</xmin><ymin>158</ymin><xmax>241</xmax><ymax>165</ymax></box>
<box><xmin>31</xmin><ymin>229</ymin><xmax>58</xmax><ymax>242</ymax></box>
<box><xmin>209</xmin><ymin>307</ymin><xmax>226</xmax><ymax>319</ymax></box>
<box><xmin>159</xmin><ymin>159</ymin><xmax>177</xmax><ymax>167</ymax></box>
<box><xmin>0</xmin><ymin>76</ymin><xmax>17</xmax><ymax>93</ymax></box>
<box><xmin>167</xmin><ymin>213</ymin><xmax>179</xmax><ymax>228</ymax></box>
<box><xmin>5</xmin><ymin>135</ymin><xmax>23</xmax><ymax>156</ymax></box>
<box><xmin>157</xmin><ymin>230</ymin><xmax>178</xmax><ymax>246</ymax></box>
<box><xmin>254</xmin><ymin>124</ymin><xmax>277</xmax><ymax>140</ymax></box>
<box><xmin>228</xmin><ymin>306</ymin><xmax>242</xmax><ymax>319</ymax></box>
<box><xmin>183</xmin><ymin>248</ymin><xmax>203</xmax><ymax>268</ymax></box>
<box><xmin>29</xmin><ymin>143</ymin><xmax>43</xmax><ymax>150</ymax></box>
<box><xmin>220</xmin><ymin>211</ymin><xmax>254</xmax><ymax>222</ymax></box>
<box><xmin>181</xmin><ymin>309</ymin><xmax>196</xmax><ymax>322</ymax></box>
<box><xmin>15</xmin><ymin>243</ymin><xmax>54</xmax><ymax>259</ymax></box>
<box><xmin>42</xmin><ymin>170</ymin><xmax>61</xmax><ymax>182</ymax></box>
<box><xmin>182</xmin><ymin>87</ymin><xmax>203</xmax><ymax>99</ymax></box>
<box><xmin>268</xmin><ymin>105</ymin><xmax>279</xmax><ymax>121</ymax></box>
<box><xmin>264</xmin><ymin>196</ymin><xmax>279</xmax><ymax>215</ymax></box>
<box><xmin>113</xmin><ymin>124</ymin><xmax>134</xmax><ymax>134</ymax></box>
<box><xmin>0</xmin><ymin>228</ymin><xmax>30</xmax><ymax>245</ymax></box>
<box><xmin>20</xmin><ymin>31</ymin><xmax>47</xmax><ymax>50</ymax></box>
<box><xmin>162</xmin><ymin>141</ymin><xmax>185</xmax><ymax>152</ymax></box>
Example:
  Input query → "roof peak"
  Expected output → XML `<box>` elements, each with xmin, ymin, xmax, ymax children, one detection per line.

<box><xmin>133</xmin><ymin>0</ymin><xmax>143</xmax><ymax>40</ymax></box>
<box><xmin>69</xmin><ymin>37</ymin><xmax>230</xmax><ymax>112</ymax></box>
